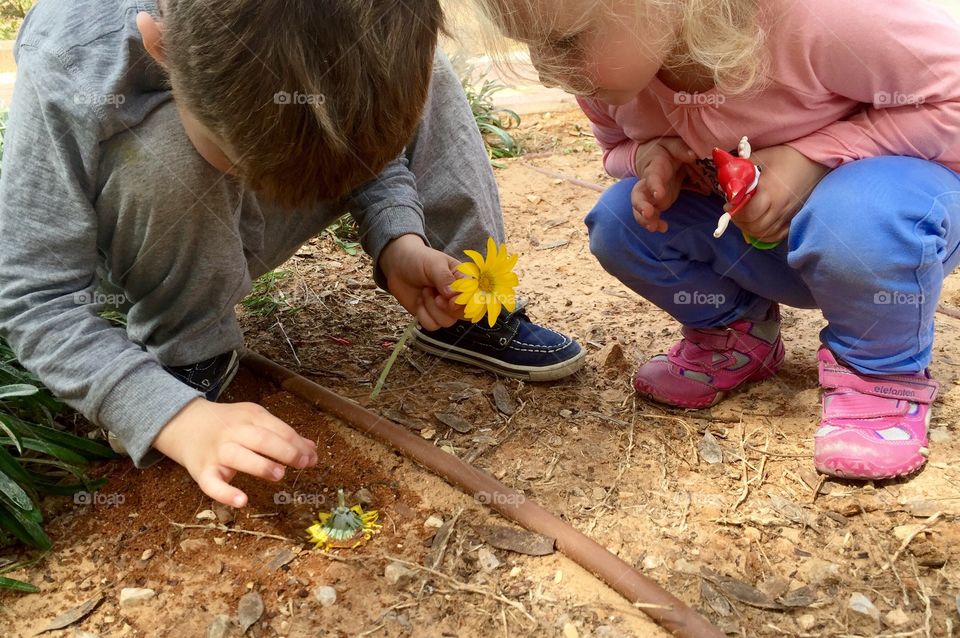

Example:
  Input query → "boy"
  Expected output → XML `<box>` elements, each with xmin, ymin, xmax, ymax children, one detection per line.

<box><xmin>0</xmin><ymin>0</ymin><xmax>584</xmax><ymax>508</ymax></box>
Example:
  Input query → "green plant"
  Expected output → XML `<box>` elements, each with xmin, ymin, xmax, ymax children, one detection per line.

<box><xmin>325</xmin><ymin>215</ymin><xmax>361</xmax><ymax>256</ymax></box>
<box><xmin>0</xmin><ymin>341</ymin><xmax>116</xmax><ymax>591</ymax></box>
<box><xmin>241</xmin><ymin>270</ymin><xmax>301</xmax><ymax>317</ymax></box>
<box><xmin>460</xmin><ymin>69</ymin><xmax>523</xmax><ymax>160</ymax></box>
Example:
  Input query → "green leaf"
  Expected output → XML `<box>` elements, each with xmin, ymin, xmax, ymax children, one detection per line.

<box><xmin>0</xmin><ymin>505</ymin><xmax>50</xmax><ymax>550</ymax></box>
<box><xmin>0</xmin><ymin>445</ymin><xmax>31</xmax><ymax>485</ymax></box>
<box><xmin>0</xmin><ymin>418</ymin><xmax>116</xmax><ymax>459</ymax></box>
<box><xmin>0</xmin><ymin>469</ymin><xmax>34</xmax><ymax>511</ymax></box>
<box><xmin>0</xmin><ymin>437</ymin><xmax>88</xmax><ymax>466</ymax></box>
<box><xmin>0</xmin><ymin>384</ymin><xmax>38</xmax><ymax>400</ymax></box>
<box><xmin>0</xmin><ymin>575</ymin><xmax>39</xmax><ymax>593</ymax></box>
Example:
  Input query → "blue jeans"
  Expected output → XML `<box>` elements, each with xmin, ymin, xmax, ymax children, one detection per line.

<box><xmin>586</xmin><ymin>157</ymin><xmax>960</xmax><ymax>375</ymax></box>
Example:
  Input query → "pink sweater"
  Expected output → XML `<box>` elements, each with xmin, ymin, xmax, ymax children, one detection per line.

<box><xmin>579</xmin><ymin>0</ymin><xmax>960</xmax><ymax>178</ymax></box>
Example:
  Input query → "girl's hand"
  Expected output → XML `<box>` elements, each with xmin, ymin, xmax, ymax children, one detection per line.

<box><xmin>153</xmin><ymin>398</ymin><xmax>319</xmax><ymax>508</ymax></box>
<box><xmin>631</xmin><ymin>138</ymin><xmax>699</xmax><ymax>233</ymax></box>
<box><xmin>379</xmin><ymin>234</ymin><xmax>465</xmax><ymax>331</ymax></box>
<box><xmin>730</xmin><ymin>145</ymin><xmax>830</xmax><ymax>243</ymax></box>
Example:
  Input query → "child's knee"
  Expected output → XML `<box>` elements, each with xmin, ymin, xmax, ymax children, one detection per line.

<box><xmin>586</xmin><ymin>178</ymin><xmax>639</xmax><ymax>269</ymax></box>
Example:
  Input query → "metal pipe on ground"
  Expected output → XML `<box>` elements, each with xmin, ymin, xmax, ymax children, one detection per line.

<box><xmin>243</xmin><ymin>352</ymin><xmax>723</xmax><ymax>638</ymax></box>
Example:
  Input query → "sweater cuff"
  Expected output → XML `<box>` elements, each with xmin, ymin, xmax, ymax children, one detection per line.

<box><xmin>97</xmin><ymin>362</ymin><xmax>204</xmax><ymax>468</ymax></box>
<box><xmin>359</xmin><ymin>205</ymin><xmax>429</xmax><ymax>289</ymax></box>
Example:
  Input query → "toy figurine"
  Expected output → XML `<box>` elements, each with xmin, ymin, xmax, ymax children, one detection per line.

<box><xmin>712</xmin><ymin>137</ymin><xmax>779</xmax><ymax>250</ymax></box>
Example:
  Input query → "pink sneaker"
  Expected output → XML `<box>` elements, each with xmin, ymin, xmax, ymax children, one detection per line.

<box><xmin>815</xmin><ymin>348</ymin><xmax>939</xmax><ymax>480</ymax></box>
<box><xmin>633</xmin><ymin>305</ymin><xmax>785</xmax><ymax>409</ymax></box>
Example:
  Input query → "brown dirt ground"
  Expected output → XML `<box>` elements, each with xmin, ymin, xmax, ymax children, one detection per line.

<box><xmin>2</xmin><ymin>109</ymin><xmax>960</xmax><ymax>637</ymax></box>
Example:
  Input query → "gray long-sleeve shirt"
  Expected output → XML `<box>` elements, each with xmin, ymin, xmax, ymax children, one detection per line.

<box><xmin>0</xmin><ymin>0</ymin><xmax>428</xmax><ymax>467</ymax></box>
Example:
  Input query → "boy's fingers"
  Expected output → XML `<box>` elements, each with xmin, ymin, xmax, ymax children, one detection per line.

<box><xmin>659</xmin><ymin>138</ymin><xmax>698</xmax><ymax>164</ymax></box>
<box><xmin>221</xmin><ymin>440</ymin><xmax>290</xmax><ymax>482</ymax></box>
<box><xmin>198</xmin><ymin>467</ymin><xmax>248</xmax><ymax>509</ymax></box>
<box><xmin>421</xmin><ymin>289</ymin><xmax>457</xmax><ymax>329</ymax></box>
<box><xmin>244</xmin><ymin>408</ymin><xmax>317</xmax><ymax>464</ymax></box>
<box><xmin>234</xmin><ymin>424</ymin><xmax>309</xmax><ymax>470</ymax></box>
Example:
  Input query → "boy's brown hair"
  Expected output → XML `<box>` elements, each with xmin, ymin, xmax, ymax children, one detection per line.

<box><xmin>161</xmin><ymin>0</ymin><xmax>444</xmax><ymax>207</ymax></box>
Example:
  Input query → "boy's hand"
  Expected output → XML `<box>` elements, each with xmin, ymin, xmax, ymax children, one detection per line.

<box><xmin>730</xmin><ymin>145</ymin><xmax>830</xmax><ymax>244</ymax></box>
<box><xmin>631</xmin><ymin>138</ymin><xmax>699</xmax><ymax>233</ymax></box>
<box><xmin>379</xmin><ymin>234</ymin><xmax>465</xmax><ymax>331</ymax></box>
<box><xmin>153</xmin><ymin>399</ymin><xmax>318</xmax><ymax>508</ymax></box>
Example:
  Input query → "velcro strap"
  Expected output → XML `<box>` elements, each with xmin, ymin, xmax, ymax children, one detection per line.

<box><xmin>823</xmin><ymin>390</ymin><xmax>911</xmax><ymax>420</ymax></box>
<box><xmin>819</xmin><ymin>360</ymin><xmax>939</xmax><ymax>404</ymax></box>
<box><xmin>681</xmin><ymin>326</ymin><xmax>737</xmax><ymax>351</ymax></box>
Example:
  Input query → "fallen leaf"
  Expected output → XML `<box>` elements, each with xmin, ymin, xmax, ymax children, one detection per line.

<box><xmin>435</xmin><ymin>412</ymin><xmax>473</xmax><ymax>434</ymax></box>
<box><xmin>37</xmin><ymin>596</ymin><xmax>103</xmax><ymax>633</ymax></box>
<box><xmin>237</xmin><ymin>590</ymin><xmax>264</xmax><ymax>632</ymax></box>
<box><xmin>779</xmin><ymin>585</ymin><xmax>817</xmax><ymax>608</ymax></box>
<box><xmin>491</xmin><ymin>383</ymin><xmax>518</xmax><ymax>416</ymax></box>
<box><xmin>701</xmin><ymin>569</ymin><xmax>785</xmax><ymax>611</ymax></box>
<box><xmin>265</xmin><ymin>548</ymin><xmax>297</xmax><ymax>571</ymax></box>
<box><xmin>480</xmin><ymin>525</ymin><xmax>556</xmax><ymax>556</ymax></box>
<box><xmin>700</xmin><ymin>579</ymin><xmax>732</xmax><ymax>617</ymax></box>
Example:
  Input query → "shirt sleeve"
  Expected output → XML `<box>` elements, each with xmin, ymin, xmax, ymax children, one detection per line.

<box><xmin>0</xmin><ymin>49</ymin><xmax>202</xmax><ymax>469</ymax></box>
<box><xmin>577</xmin><ymin>96</ymin><xmax>642</xmax><ymax>178</ymax></box>
<box><xmin>785</xmin><ymin>0</ymin><xmax>960</xmax><ymax>169</ymax></box>
<box><xmin>344</xmin><ymin>153</ymin><xmax>429</xmax><ymax>289</ymax></box>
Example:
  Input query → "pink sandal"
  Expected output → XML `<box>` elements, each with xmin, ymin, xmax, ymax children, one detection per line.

<box><xmin>633</xmin><ymin>305</ymin><xmax>785</xmax><ymax>409</ymax></box>
<box><xmin>815</xmin><ymin>347</ymin><xmax>940</xmax><ymax>480</ymax></box>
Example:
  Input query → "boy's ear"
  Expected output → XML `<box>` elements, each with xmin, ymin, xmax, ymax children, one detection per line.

<box><xmin>136</xmin><ymin>11</ymin><xmax>166</xmax><ymax>66</ymax></box>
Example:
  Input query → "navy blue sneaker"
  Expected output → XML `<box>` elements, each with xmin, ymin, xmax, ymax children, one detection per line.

<box><xmin>107</xmin><ymin>350</ymin><xmax>240</xmax><ymax>455</ymax></box>
<box><xmin>410</xmin><ymin>304</ymin><xmax>585</xmax><ymax>381</ymax></box>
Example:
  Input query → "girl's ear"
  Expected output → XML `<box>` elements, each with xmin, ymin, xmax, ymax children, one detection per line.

<box><xmin>136</xmin><ymin>11</ymin><xmax>167</xmax><ymax>66</ymax></box>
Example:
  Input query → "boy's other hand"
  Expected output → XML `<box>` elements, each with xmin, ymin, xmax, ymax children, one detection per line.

<box><xmin>380</xmin><ymin>234</ymin><xmax>466</xmax><ymax>331</ymax></box>
<box><xmin>631</xmin><ymin>138</ymin><xmax>698</xmax><ymax>233</ymax></box>
<box><xmin>153</xmin><ymin>399</ymin><xmax>318</xmax><ymax>508</ymax></box>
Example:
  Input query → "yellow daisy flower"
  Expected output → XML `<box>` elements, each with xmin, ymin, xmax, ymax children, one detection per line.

<box><xmin>451</xmin><ymin>237</ymin><xmax>519</xmax><ymax>327</ymax></box>
<box><xmin>306</xmin><ymin>489</ymin><xmax>382</xmax><ymax>550</ymax></box>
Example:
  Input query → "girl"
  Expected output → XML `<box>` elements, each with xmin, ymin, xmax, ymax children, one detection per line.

<box><xmin>476</xmin><ymin>0</ymin><xmax>960</xmax><ymax>480</ymax></box>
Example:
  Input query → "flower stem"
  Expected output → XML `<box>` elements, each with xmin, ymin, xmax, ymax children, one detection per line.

<box><xmin>369</xmin><ymin>320</ymin><xmax>417</xmax><ymax>401</ymax></box>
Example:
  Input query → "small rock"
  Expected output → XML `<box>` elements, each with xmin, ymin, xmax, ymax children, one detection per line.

<box><xmin>196</xmin><ymin>510</ymin><xmax>217</xmax><ymax>521</ymax></box>
<box><xmin>207</xmin><ymin>614</ymin><xmax>237</xmax><ymax>638</ymax></box>
<box><xmin>884</xmin><ymin>608</ymin><xmax>910</xmax><ymax>627</ymax></box>
<box><xmin>74</xmin><ymin>631</ymin><xmax>100</xmax><ymax>638</ymax></box>
<box><xmin>212</xmin><ymin>503</ymin><xmax>236</xmax><ymax>525</ymax></box>
<box><xmin>140</xmin><ymin>549</ymin><xmax>154</xmax><ymax>561</ymax></box>
<box><xmin>424</xmin><ymin>515</ymin><xmax>444</xmax><ymax>529</ymax></box>
<box><xmin>313</xmin><ymin>586</ymin><xmax>337</xmax><ymax>607</ymax></box>
<box><xmin>384</xmin><ymin>562</ymin><xmax>417</xmax><ymax>587</ymax></box>
<box><xmin>119</xmin><ymin>587</ymin><xmax>156</xmax><ymax>608</ymax></box>
<box><xmin>642</xmin><ymin>555</ymin><xmax>660</xmax><ymax>570</ymax></box>
<box><xmin>562</xmin><ymin>623</ymin><xmax>579</xmax><ymax>638</ymax></box>
<box><xmin>848</xmin><ymin>592</ymin><xmax>880</xmax><ymax>621</ymax></box>
<box><xmin>796</xmin><ymin>558</ymin><xmax>841</xmax><ymax>585</ymax></box>
<box><xmin>179</xmin><ymin>539</ymin><xmax>207</xmax><ymax>553</ymax></box>
<box><xmin>698</xmin><ymin>432</ymin><xmax>724</xmax><ymax>464</ymax></box>
<box><xmin>596</xmin><ymin>341</ymin><xmax>628</xmax><ymax>369</ymax></box>
<box><xmin>559</xmin><ymin>409</ymin><xmax>573</xmax><ymax>419</ymax></box>
<box><xmin>420</xmin><ymin>428</ymin><xmax>436</xmax><ymax>440</ymax></box>
<box><xmin>526</xmin><ymin>194</ymin><xmax>543</xmax><ymax>205</ymax></box>
<box><xmin>477</xmin><ymin>547</ymin><xmax>500</xmax><ymax>571</ymax></box>
<box><xmin>674</xmin><ymin>558</ymin><xmax>700</xmax><ymax>575</ymax></box>
<box><xmin>354</xmin><ymin>488</ymin><xmax>374</xmax><ymax>506</ymax></box>
<box><xmin>797</xmin><ymin>614</ymin><xmax>817</xmax><ymax>631</ymax></box>
<box><xmin>929</xmin><ymin>427</ymin><xmax>950</xmax><ymax>443</ymax></box>
<box><xmin>553</xmin><ymin>570</ymin><xmax>563</xmax><ymax>584</ymax></box>
<box><xmin>103</xmin><ymin>615</ymin><xmax>115</xmax><ymax>624</ymax></box>
<box><xmin>509</xmin><ymin>567</ymin><xmax>522</xmax><ymax>578</ymax></box>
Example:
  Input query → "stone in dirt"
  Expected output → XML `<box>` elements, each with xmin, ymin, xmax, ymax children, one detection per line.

<box><xmin>196</xmin><ymin>509</ymin><xmax>217</xmax><ymax>521</ymax></box>
<box><xmin>213</xmin><ymin>503</ymin><xmax>236</xmax><ymax>525</ymax></box>
<box><xmin>384</xmin><ymin>562</ymin><xmax>417</xmax><ymax>587</ymax></box>
<box><xmin>884</xmin><ymin>608</ymin><xmax>910</xmax><ymax>626</ymax></box>
<box><xmin>595</xmin><ymin>341</ymin><xmax>628</xmax><ymax>370</ymax></box>
<box><xmin>848</xmin><ymin>592</ymin><xmax>880</xmax><ymax>621</ymax></box>
<box><xmin>119</xmin><ymin>588</ymin><xmax>156</xmax><ymax>608</ymax></box>
<box><xmin>207</xmin><ymin>614</ymin><xmax>238</xmax><ymax>638</ymax></box>
<box><xmin>697</xmin><ymin>432</ymin><xmax>724</xmax><ymax>465</ymax></box>
<box><xmin>179</xmin><ymin>539</ymin><xmax>207</xmax><ymax>553</ymax></box>
<box><xmin>313</xmin><ymin>586</ymin><xmax>337</xmax><ymax>607</ymax></box>
<box><xmin>477</xmin><ymin>547</ymin><xmax>501</xmax><ymax>571</ymax></box>
<box><xmin>424</xmin><ymin>514</ymin><xmax>444</xmax><ymax>528</ymax></box>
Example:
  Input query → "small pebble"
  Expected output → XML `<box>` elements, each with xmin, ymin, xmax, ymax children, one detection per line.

<box><xmin>477</xmin><ymin>547</ymin><xmax>500</xmax><ymax>571</ymax></box>
<box><xmin>796</xmin><ymin>614</ymin><xmax>816</xmax><ymax>631</ymax></box>
<box><xmin>119</xmin><ymin>587</ymin><xmax>156</xmax><ymax>608</ymax></box>
<box><xmin>509</xmin><ymin>566</ymin><xmax>522</xmax><ymax>578</ymax></box>
<box><xmin>559</xmin><ymin>409</ymin><xmax>573</xmax><ymax>418</ymax></box>
<box><xmin>424</xmin><ymin>515</ymin><xmax>444</xmax><ymax>528</ymax></box>
<box><xmin>642</xmin><ymin>555</ymin><xmax>660</xmax><ymax>570</ymax></box>
<box><xmin>562</xmin><ymin>623</ymin><xmax>579</xmax><ymax>638</ymax></box>
<box><xmin>140</xmin><ymin>549</ymin><xmax>154</xmax><ymax>561</ymax></box>
<box><xmin>313</xmin><ymin>586</ymin><xmax>337</xmax><ymax>607</ymax></box>
<box><xmin>848</xmin><ymin>592</ymin><xmax>880</xmax><ymax>621</ymax></box>
<box><xmin>384</xmin><ymin>562</ymin><xmax>417</xmax><ymax>587</ymax></box>
<box><xmin>196</xmin><ymin>510</ymin><xmax>217</xmax><ymax>521</ymax></box>
<box><xmin>884</xmin><ymin>608</ymin><xmax>910</xmax><ymax>627</ymax></box>
<box><xmin>553</xmin><ymin>570</ymin><xmax>563</xmax><ymax>584</ymax></box>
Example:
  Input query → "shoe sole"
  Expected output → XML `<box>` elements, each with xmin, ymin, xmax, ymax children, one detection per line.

<box><xmin>634</xmin><ymin>340</ymin><xmax>786</xmax><ymax>410</ymax></box>
<box><xmin>410</xmin><ymin>332</ymin><xmax>586</xmax><ymax>382</ymax></box>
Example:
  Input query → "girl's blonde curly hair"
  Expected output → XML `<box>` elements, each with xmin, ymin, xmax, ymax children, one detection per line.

<box><xmin>463</xmin><ymin>0</ymin><xmax>770</xmax><ymax>97</ymax></box>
